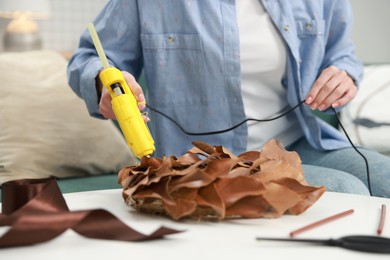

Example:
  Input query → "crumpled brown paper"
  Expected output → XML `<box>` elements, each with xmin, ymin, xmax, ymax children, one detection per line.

<box><xmin>118</xmin><ymin>139</ymin><xmax>326</xmax><ymax>220</ymax></box>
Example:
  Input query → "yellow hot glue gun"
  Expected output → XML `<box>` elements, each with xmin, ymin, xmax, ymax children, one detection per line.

<box><xmin>87</xmin><ymin>23</ymin><xmax>155</xmax><ymax>158</ymax></box>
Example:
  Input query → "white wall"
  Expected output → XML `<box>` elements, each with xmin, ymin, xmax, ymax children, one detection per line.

<box><xmin>39</xmin><ymin>0</ymin><xmax>108</xmax><ymax>52</ymax></box>
<box><xmin>350</xmin><ymin>0</ymin><xmax>390</xmax><ymax>64</ymax></box>
<box><xmin>0</xmin><ymin>0</ymin><xmax>108</xmax><ymax>52</ymax></box>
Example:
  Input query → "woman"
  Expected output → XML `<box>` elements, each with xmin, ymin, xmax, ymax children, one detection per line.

<box><xmin>67</xmin><ymin>0</ymin><xmax>390</xmax><ymax>197</ymax></box>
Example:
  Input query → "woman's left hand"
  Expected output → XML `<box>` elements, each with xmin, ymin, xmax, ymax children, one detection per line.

<box><xmin>305</xmin><ymin>65</ymin><xmax>357</xmax><ymax>111</ymax></box>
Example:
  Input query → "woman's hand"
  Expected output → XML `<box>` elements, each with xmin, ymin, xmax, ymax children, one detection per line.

<box><xmin>305</xmin><ymin>65</ymin><xmax>357</xmax><ymax>111</ymax></box>
<box><xmin>98</xmin><ymin>71</ymin><xmax>149</xmax><ymax>121</ymax></box>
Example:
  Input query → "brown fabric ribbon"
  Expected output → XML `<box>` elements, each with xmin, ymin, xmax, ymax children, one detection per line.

<box><xmin>0</xmin><ymin>177</ymin><xmax>181</xmax><ymax>248</ymax></box>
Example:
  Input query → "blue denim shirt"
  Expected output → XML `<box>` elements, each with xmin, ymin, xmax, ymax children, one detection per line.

<box><xmin>67</xmin><ymin>0</ymin><xmax>363</xmax><ymax>157</ymax></box>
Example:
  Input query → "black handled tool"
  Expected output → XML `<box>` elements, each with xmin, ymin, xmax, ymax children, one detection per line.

<box><xmin>256</xmin><ymin>235</ymin><xmax>390</xmax><ymax>253</ymax></box>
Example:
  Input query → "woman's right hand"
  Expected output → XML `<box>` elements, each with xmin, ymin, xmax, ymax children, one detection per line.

<box><xmin>98</xmin><ymin>83</ymin><xmax>114</xmax><ymax>119</ymax></box>
<box><xmin>98</xmin><ymin>71</ymin><xmax>149</xmax><ymax>121</ymax></box>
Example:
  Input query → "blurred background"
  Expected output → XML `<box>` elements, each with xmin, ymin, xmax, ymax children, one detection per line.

<box><xmin>0</xmin><ymin>0</ymin><xmax>389</xmax><ymax>64</ymax></box>
<box><xmin>0</xmin><ymin>0</ymin><xmax>108</xmax><ymax>56</ymax></box>
<box><xmin>0</xmin><ymin>0</ymin><xmax>388</xmax><ymax>163</ymax></box>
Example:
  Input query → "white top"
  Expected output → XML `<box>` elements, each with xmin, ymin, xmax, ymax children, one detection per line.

<box><xmin>1</xmin><ymin>189</ymin><xmax>388</xmax><ymax>260</ymax></box>
<box><xmin>236</xmin><ymin>0</ymin><xmax>303</xmax><ymax>150</ymax></box>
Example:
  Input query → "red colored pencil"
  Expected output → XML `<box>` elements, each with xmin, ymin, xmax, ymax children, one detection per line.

<box><xmin>377</xmin><ymin>204</ymin><xmax>386</xmax><ymax>236</ymax></box>
<box><xmin>290</xmin><ymin>209</ymin><xmax>354</xmax><ymax>237</ymax></box>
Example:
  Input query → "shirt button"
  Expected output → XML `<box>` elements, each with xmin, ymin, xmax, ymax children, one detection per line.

<box><xmin>167</xmin><ymin>36</ymin><xmax>174</xmax><ymax>44</ymax></box>
<box><xmin>283</xmin><ymin>25</ymin><xmax>290</xmax><ymax>32</ymax></box>
<box><xmin>306</xmin><ymin>23</ymin><xmax>312</xmax><ymax>30</ymax></box>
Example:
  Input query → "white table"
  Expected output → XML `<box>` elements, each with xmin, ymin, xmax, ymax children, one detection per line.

<box><xmin>0</xmin><ymin>189</ymin><xmax>389</xmax><ymax>260</ymax></box>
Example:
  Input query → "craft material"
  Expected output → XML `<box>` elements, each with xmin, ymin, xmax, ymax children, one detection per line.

<box><xmin>289</xmin><ymin>209</ymin><xmax>354</xmax><ymax>237</ymax></box>
<box><xmin>377</xmin><ymin>204</ymin><xmax>386</xmax><ymax>235</ymax></box>
<box><xmin>119</xmin><ymin>139</ymin><xmax>325</xmax><ymax>220</ymax></box>
<box><xmin>0</xmin><ymin>178</ymin><xmax>180</xmax><ymax>248</ymax></box>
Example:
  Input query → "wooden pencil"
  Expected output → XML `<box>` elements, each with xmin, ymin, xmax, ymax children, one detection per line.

<box><xmin>377</xmin><ymin>204</ymin><xmax>386</xmax><ymax>236</ymax></box>
<box><xmin>290</xmin><ymin>209</ymin><xmax>355</xmax><ymax>237</ymax></box>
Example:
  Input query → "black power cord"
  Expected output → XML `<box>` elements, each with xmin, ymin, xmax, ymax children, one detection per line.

<box><xmin>333</xmin><ymin>108</ymin><xmax>372</xmax><ymax>196</ymax></box>
<box><xmin>146</xmin><ymin>100</ymin><xmax>305</xmax><ymax>136</ymax></box>
<box><xmin>146</xmin><ymin>100</ymin><xmax>373</xmax><ymax>196</ymax></box>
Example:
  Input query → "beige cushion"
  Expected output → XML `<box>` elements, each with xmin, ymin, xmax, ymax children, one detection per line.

<box><xmin>0</xmin><ymin>50</ymin><xmax>138</xmax><ymax>184</ymax></box>
<box><xmin>340</xmin><ymin>64</ymin><xmax>390</xmax><ymax>157</ymax></box>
